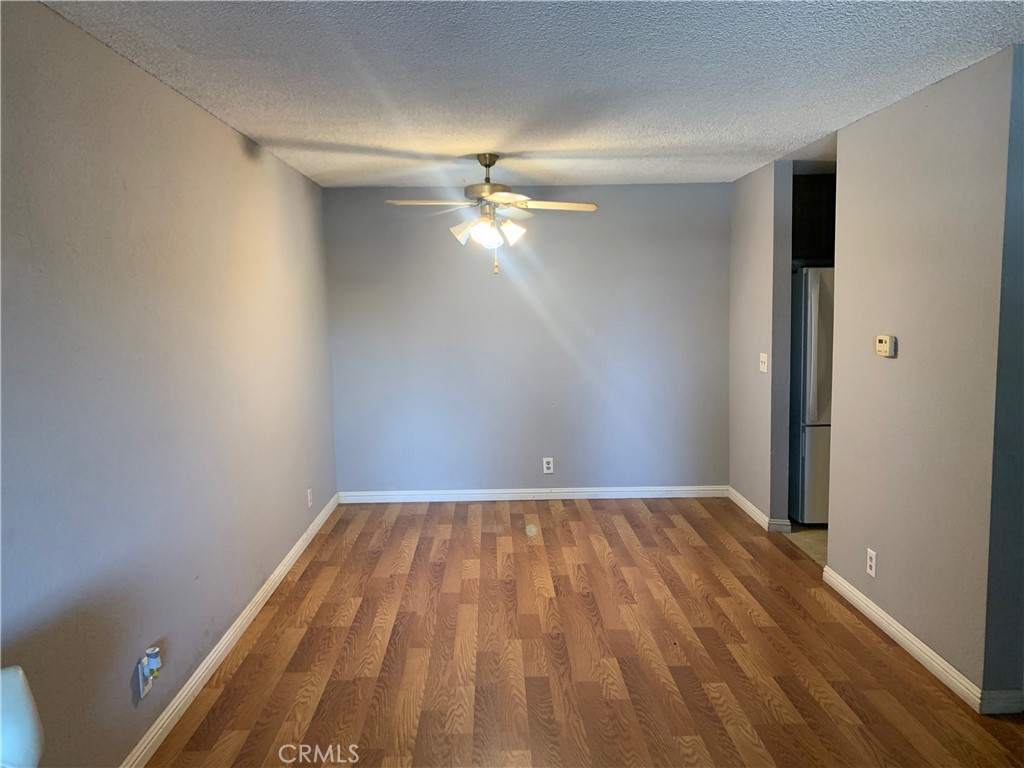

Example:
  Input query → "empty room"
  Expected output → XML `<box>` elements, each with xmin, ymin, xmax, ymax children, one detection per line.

<box><xmin>2</xmin><ymin>1</ymin><xmax>1023</xmax><ymax>767</ymax></box>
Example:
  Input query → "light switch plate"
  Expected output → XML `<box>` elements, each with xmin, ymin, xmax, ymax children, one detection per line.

<box><xmin>759</xmin><ymin>353</ymin><xmax>769</xmax><ymax>373</ymax></box>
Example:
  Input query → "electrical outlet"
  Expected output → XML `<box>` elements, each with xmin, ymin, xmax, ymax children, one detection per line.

<box><xmin>759</xmin><ymin>353</ymin><xmax>769</xmax><ymax>373</ymax></box>
<box><xmin>866</xmin><ymin>548</ymin><xmax>877</xmax><ymax>578</ymax></box>
<box><xmin>307</xmin><ymin>488</ymin><xmax>313</xmax><ymax>509</ymax></box>
<box><xmin>542</xmin><ymin>457</ymin><xmax>554</xmax><ymax>474</ymax></box>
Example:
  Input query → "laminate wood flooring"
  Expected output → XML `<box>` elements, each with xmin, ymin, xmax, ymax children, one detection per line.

<box><xmin>148</xmin><ymin>498</ymin><xmax>1024</xmax><ymax>767</ymax></box>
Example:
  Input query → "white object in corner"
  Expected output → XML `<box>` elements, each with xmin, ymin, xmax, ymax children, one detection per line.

<box><xmin>120</xmin><ymin>493</ymin><xmax>340</xmax><ymax>768</ymax></box>
<box><xmin>823</xmin><ymin>566</ymin><xmax>1023</xmax><ymax>714</ymax></box>
<box><xmin>337</xmin><ymin>485</ymin><xmax>728</xmax><ymax>504</ymax></box>
<box><xmin>727</xmin><ymin>486</ymin><xmax>791</xmax><ymax>532</ymax></box>
<box><xmin>0</xmin><ymin>666</ymin><xmax>43</xmax><ymax>768</ymax></box>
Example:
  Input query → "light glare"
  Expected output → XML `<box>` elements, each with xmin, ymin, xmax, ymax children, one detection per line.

<box><xmin>469</xmin><ymin>219</ymin><xmax>503</xmax><ymax>249</ymax></box>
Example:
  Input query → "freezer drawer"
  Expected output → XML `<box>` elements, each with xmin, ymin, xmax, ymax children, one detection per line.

<box><xmin>799</xmin><ymin>425</ymin><xmax>831</xmax><ymax>524</ymax></box>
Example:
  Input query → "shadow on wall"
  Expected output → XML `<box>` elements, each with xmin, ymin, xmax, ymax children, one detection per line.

<box><xmin>2</xmin><ymin>583</ymin><xmax>158</xmax><ymax>767</ymax></box>
<box><xmin>240</xmin><ymin>135</ymin><xmax>262</xmax><ymax>160</ymax></box>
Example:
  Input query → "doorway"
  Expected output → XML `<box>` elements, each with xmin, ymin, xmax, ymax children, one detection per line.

<box><xmin>785</xmin><ymin>170</ymin><xmax>836</xmax><ymax>566</ymax></box>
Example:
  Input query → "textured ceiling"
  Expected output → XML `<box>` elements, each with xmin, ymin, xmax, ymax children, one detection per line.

<box><xmin>49</xmin><ymin>1</ymin><xmax>1023</xmax><ymax>187</ymax></box>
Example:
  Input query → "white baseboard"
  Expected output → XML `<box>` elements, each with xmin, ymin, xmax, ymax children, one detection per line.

<box><xmin>823</xmin><ymin>566</ymin><xmax>1022</xmax><ymax>714</ymax></box>
<box><xmin>120</xmin><ymin>493</ymin><xmax>341</xmax><ymax>768</ymax></box>
<box><xmin>726</xmin><ymin>486</ymin><xmax>791</xmax><ymax>532</ymax></box>
<box><xmin>337</xmin><ymin>486</ymin><xmax>728</xmax><ymax>504</ymax></box>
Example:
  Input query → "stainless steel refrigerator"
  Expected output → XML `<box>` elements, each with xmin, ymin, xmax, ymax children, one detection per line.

<box><xmin>789</xmin><ymin>267</ymin><xmax>834</xmax><ymax>524</ymax></box>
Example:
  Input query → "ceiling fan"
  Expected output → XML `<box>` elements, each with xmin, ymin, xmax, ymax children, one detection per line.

<box><xmin>386</xmin><ymin>153</ymin><xmax>598</xmax><ymax>273</ymax></box>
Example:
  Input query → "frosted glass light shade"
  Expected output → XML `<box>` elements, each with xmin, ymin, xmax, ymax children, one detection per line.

<box><xmin>450</xmin><ymin>219</ymin><xmax>474</xmax><ymax>245</ymax></box>
<box><xmin>499</xmin><ymin>219</ymin><xmax>526</xmax><ymax>246</ymax></box>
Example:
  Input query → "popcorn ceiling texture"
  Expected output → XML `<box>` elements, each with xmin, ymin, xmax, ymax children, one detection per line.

<box><xmin>48</xmin><ymin>1</ymin><xmax>1023</xmax><ymax>187</ymax></box>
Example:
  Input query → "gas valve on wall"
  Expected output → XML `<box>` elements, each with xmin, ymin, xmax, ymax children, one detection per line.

<box><xmin>136</xmin><ymin>647</ymin><xmax>162</xmax><ymax>699</ymax></box>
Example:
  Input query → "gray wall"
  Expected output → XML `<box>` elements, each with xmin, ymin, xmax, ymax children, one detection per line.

<box><xmin>829</xmin><ymin>48</ymin><xmax>1015</xmax><ymax>687</ymax></box>
<box><xmin>324</xmin><ymin>184</ymin><xmax>731</xmax><ymax>492</ymax></box>
<box><xmin>984</xmin><ymin>44</ymin><xmax>1023</xmax><ymax>693</ymax></box>
<box><xmin>1</xmin><ymin>5</ymin><xmax>336</xmax><ymax>766</ymax></box>
<box><xmin>728</xmin><ymin>161</ymin><xmax>793</xmax><ymax>525</ymax></box>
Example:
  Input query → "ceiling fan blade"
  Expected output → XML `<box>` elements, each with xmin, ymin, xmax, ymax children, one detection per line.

<box><xmin>485</xmin><ymin>191</ymin><xmax>530</xmax><ymax>205</ymax></box>
<box><xmin>386</xmin><ymin>199</ymin><xmax>474</xmax><ymax>206</ymax></box>
<box><xmin>496</xmin><ymin>206</ymin><xmax>534</xmax><ymax>221</ymax></box>
<box><xmin>519</xmin><ymin>200</ymin><xmax>598</xmax><ymax>212</ymax></box>
<box><xmin>428</xmin><ymin>205</ymin><xmax>480</xmax><ymax>217</ymax></box>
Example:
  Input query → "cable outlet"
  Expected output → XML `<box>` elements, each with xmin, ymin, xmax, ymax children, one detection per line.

<box><xmin>307</xmin><ymin>488</ymin><xmax>313</xmax><ymax>509</ymax></box>
<box><xmin>542</xmin><ymin>457</ymin><xmax>554</xmax><ymax>474</ymax></box>
<box><xmin>866</xmin><ymin>548</ymin><xmax>877</xmax><ymax>578</ymax></box>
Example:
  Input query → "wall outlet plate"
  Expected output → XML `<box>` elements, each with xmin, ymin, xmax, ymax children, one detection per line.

<box><xmin>307</xmin><ymin>488</ymin><xmax>313</xmax><ymax>509</ymax></box>
<box><xmin>542</xmin><ymin>457</ymin><xmax>554</xmax><ymax>474</ymax></box>
<box><xmin>867</xmin><ymin>548</ymin><xmax>877</xmax><ymax>578</ymax></box>
<box><xmin>759</xmin><ymin>353</ymin><xmax>769</xmax><ymax>373</ymax></box>
<box><xmin>137</xmin><ymin>659</ymin><xmax>153</xmax><ymax>699</ymax></box>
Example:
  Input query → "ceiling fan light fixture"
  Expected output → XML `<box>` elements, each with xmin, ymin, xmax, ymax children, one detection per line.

<box><xmin>469</xmin><ymin>218</ymin><xmax>503</xmax><ymax>249</ymax></box>
<box><xmin>449</xmin><ymin>219</ymin><xmax>474</xmax><ymax>245</ymax></box>
<box><xmin>393</xmin><ymin>154</ymin><xmax>595</xmax><ymax>268</ymax></box>
<box><xmin>499</xmin><ymin>218</ymin><xmax>526</xmax><ymax>246</ymax></box>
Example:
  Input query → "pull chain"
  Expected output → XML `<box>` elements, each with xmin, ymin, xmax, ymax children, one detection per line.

<box><xmin>493</xmin><ymin>249</ymin><xmax>499</xmax><ymax>274</ymax></box>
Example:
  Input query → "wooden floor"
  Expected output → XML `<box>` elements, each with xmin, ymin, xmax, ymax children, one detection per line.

<box><xmin>150</xmin><ymin>498</ymin><xmax>1024</xmax><ymax>767</ymax></box>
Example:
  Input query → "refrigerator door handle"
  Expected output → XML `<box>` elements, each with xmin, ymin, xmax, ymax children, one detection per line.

<box><xmin>805</xmin><ymin>270</ymin><xmax>819</xmax><ymax>424</ymax></box>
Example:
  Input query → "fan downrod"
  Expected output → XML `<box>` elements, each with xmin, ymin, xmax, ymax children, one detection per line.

<box><xmin>465</xmin><ymin>152</ymin><xmax>508</xmax><ymax>200</ymax></box>
<box><xmin>476</xmin><ymin>153</ymin><xmax>499</xmax><ymax>182</ymax></box>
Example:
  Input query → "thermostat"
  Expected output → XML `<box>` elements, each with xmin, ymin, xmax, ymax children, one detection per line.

<box><xmin>875</xmin><ymin>335</ymin><xmax>897</xmax><ymax>358</ymax></box>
